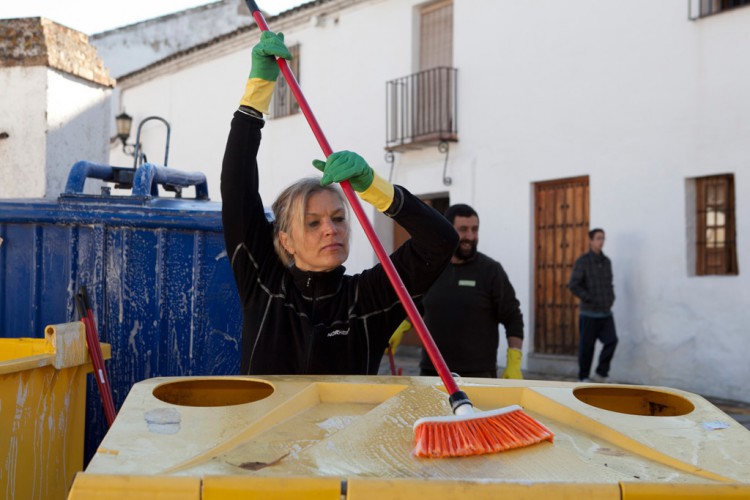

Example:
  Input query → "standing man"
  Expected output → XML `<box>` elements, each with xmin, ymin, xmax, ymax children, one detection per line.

<box><xmin>568</xmin><ymin>228</ymin><xmax>618</xmax><ymax>382</ymax></box>
<box><xmin>418</xmin><ymin>204</ymin><xmax>524</xmax><ymax>379</ymax></box>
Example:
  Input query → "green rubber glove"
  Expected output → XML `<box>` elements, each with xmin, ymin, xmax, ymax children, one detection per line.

<box><xmin>249</xmin><ymin>31</ymin><xmax>292</xmax><ymax>82</ymax></box>
<box><xmin>312</xmin><ymin>151</ymin><xmax>374</xmax><ymax>192</ymax></box>
<box><xmin>240</xmin><ymin>31</ymin><xmax>292</xmax><ymax>113</ymax></box>
<box><xmin>501</xmin><ymin>348</ymin><xmax>523</xmax><ymax>379</ymax></box>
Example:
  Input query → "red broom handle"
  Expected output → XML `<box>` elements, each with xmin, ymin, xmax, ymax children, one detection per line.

<box><xmin>246</xmin><ymin>2</ymin><xmax>460</xmax><ymax>396</ymax></box>
<box><xmin>77</xmin><ymin>288</ymin><xmax>117</xmax><ymax>427</ymax></box>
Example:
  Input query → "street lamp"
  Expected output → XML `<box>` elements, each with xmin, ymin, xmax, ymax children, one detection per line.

<box><xmin>114</xmin><ymin>112</ymin><xmax>171</xmax><ymax>169</ymax></box>
<box><xmin>115</xmin><ymin>111</ymin><xmax>133</xmax><ymax>146</ymax></box>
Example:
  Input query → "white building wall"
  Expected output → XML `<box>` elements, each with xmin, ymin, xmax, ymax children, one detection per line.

<box><xmin>91</xmin><ymin>0</ymin><xmax>254</xmax><ymax>79</ymax></box>
<box><xmin>0</xmin><ymin>66</ymin><xmax>48</xmax><ymax>198</ymax></box>
<box><xmin>0</xmin><ymin>67</ymin><xmax>110</xmax><ymax>198</ymax></box>
<box><xmin>114</xmin><ymin>0</ymin><xmax>750</xmax><ymax>401</ymax></box>
<box><xmin>45</xmin><ymin>71</ymin><xmax>112</xmax><ymax>196</ymax></box>
<box><xmin>1</xmin><ymin>18</ymin><xmax>114</xmax><ymax>198</ymax></box>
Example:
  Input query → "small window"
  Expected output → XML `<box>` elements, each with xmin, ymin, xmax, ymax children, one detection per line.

<box><xmin>271</xmin><ymin>43</ymin><xmax>300</xmax><ymax>119</ymax></box>
<box><xmin>695</xmin><ymin>174</ymin><xmax>738</xmax><ymax>275</ymax></box>
<box><xmin>689</xmin><ymin>0</ymin><xmax>750</xmax><ymax>20</ymax></box>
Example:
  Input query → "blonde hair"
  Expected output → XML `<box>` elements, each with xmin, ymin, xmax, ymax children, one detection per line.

<box><xmin>271</xmin><ymin>177</ymin><xmax>349</xmax><ymax>267</ymax></box>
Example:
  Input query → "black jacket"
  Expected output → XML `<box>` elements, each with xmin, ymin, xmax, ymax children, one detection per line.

<box><xmin>568</xmin><ymin>250</ymin><xmax>615</xmax><ymax>314</ymax></box>
<box><xmin>221</xmin><ymin>111</ymin><xmax>458</xmax><ymax>375</ymax></box>
<box><xmin>420</xmin><ymin>252</ymin><xmax>524</xmax><ymax>373</ymax></box>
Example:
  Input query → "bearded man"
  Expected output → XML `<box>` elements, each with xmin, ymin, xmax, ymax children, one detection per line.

<box><xmin>418</xmin><ymin>204</ymin><xmax>525</xmax><ymax>379</ymax></box>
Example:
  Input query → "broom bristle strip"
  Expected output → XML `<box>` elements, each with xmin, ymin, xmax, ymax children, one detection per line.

<box><xmin>413</xmin><ymin>406</ymin><xmax>554</xmax><ymax>458</ymax></box>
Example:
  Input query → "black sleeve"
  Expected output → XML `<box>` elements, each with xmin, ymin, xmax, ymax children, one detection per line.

<box><xmin>374</xmin><ymin>186</ymin><xmax>458</xmax><ymax>298</ymax></box>
<box><xmin>567</xmin><ymin>256</ymin><xmax>590</xmax><ymax>302</ymax></box>
<box><xmin>492</xmin><ymin>264</ymin><xmax>524</xmax><ymax>339</ymax></box>
<box><xmin>220</xmin><ymin>111</ymin><xmax>278</xmax><ymax>304</ymax></box>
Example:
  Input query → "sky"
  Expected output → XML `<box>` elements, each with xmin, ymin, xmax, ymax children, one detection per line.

<box><xmin>0</xmin><ymin>0</ymin><xmax>305</xmax><ymax>35</ymax></box>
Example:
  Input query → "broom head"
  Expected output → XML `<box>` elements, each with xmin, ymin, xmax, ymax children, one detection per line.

<box><xmin>413</xmin><ymin>404</ymin><xmax>554</xmax><ymax>458</ymax></box>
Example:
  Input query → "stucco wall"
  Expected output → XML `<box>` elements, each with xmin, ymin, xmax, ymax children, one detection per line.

<box><xmin>113</xmin><ymin>0</ymin><xmax>750</xmax><ymax>401</ymax></box>
<box><xmin>92</xmin><ymin>0</ymin><xmax>253</xmax><ymax>79</ymax></box>
<box><xmin>0</xmin><ymin>17</ymin><xmax>113</xmax><ymax>198</ymax></box>
<box><xmin>0</xmin><ymin>66</ymin><xmax>48</xmax><ymax>197</ymax></box>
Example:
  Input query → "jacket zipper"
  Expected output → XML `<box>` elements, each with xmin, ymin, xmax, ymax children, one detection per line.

<box><xmin>303</xmin><ymin>273</ymin><xmax>316</xmax><ymax>373</ymax></box>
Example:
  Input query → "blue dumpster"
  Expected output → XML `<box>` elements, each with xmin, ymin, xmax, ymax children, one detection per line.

<box><xmin>0</xmin><ymin>161</ymin><xmax>242</xmax><ymax>463</ymax></box>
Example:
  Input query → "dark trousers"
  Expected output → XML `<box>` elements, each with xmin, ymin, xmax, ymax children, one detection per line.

<box><xmin>419</xmin><ymin>366</ymin><xmax>498</xmax><ymax>379</ymax></box>
<box><xmin>578</xmin><ymin>314</ymin><xmax>618</xmax><ymax>380</ymax></box>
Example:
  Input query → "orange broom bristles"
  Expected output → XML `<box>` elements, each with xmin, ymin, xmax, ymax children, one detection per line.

<box><xmin>413</xmin><ymin>404</ymin><xmax>554</xmax><ymax>458</ymax></box>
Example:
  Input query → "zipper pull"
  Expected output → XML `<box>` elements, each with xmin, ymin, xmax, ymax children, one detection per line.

<box><xmin>307</xmin><ymin>276</ymin><xmax>311</xmax><ymax>288</ymax></box>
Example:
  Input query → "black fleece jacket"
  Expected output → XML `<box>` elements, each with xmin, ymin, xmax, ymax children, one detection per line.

<box><xmin>221</xmin><ymin>111</ymin><xmax>458</xmax><ymax>375</ymax></box>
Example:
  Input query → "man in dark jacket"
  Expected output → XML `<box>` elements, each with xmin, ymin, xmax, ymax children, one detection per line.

<box><xmin>418</xmin><ymin>204</ymin><xmax>524</xmax><ymax>379</ymax></box>
<box><xmin>568</xmin><ymin>228</ymin><xmax>617</xmax><ymax>382</ymax></box>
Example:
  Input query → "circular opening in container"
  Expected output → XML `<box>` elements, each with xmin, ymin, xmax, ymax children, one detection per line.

<box><xmin>573</xmin><ymin>386</ymin><xmax>694</xmax><ymax>416</ymax></box>
<box><xmin>152</xmin><ymin>378</ymin><xmax>274</xmax><ymax>407</ymax></box>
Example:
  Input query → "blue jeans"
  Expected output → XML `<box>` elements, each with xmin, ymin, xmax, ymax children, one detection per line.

<box><xmin>578</xmin><ymin>314</ymin><xmax>618</xmax><ymax>380</ymax></box>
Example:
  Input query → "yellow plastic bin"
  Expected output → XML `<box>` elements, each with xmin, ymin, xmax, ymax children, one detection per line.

<box><xmin>0</xmin><ymin>322</ymin><xmax>110</xmax><ymax>500</ymax></box>
<box><xmin>69</xmin><ymin>375</ymin><xmax>750</xmax><ymax>499</ymax></box>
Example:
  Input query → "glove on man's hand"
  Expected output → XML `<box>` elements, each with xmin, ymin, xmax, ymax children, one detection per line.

<box><xmin>501</xmin><ymin>348</ymin><xmax>523</xmax><ymax>379</ymax></box>
<box><xmin>385</xmin><ymin>319</ymin><xmax>412</xmax><ymax>355</ymax></box>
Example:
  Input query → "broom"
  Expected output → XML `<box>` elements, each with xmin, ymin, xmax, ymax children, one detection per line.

<box><xmin>75</xmin><ymin>285</ymin><xmax>117</xmax><ymax>427</ymax></box>
<box><xmin>244</xmin><ymin>0</ymin><xmax>554</xmax><ymax>458</ymax></box>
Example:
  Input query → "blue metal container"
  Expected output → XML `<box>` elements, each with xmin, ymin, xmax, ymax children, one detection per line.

<box><xmin>0</xmin><ymin>162</ymin><xmax>242</xmax><ymax>463</ymax></box>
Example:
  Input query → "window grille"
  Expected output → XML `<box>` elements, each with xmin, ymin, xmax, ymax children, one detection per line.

<box><xmin>689</xmin><ymin>0</ymin><xmax>750</xmax><ymax>20</ymax></box>
<box><xmin>695</xmin><ymin>174</ymin><xmax>738</xmax><ymax>275</ymax></box>
<box><xmin>271</xmin><ymin>43</ymin><xmax>300</xmax><ymax>119</ymax></box>
<box><xmin>385</xmin><ymin>67</ymin><xmax>458</xmax><ymax>150</ymax></box>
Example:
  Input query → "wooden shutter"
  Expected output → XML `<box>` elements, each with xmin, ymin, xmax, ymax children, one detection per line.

<box><xmin>696</xmin><ymin>174</ymin><xmax>738</xmax><ymax>275</ymax></box>
<box><xmin>419</xmin><ymin>0</ymin><xmax>453</xmax><ymax>71</ymax></box>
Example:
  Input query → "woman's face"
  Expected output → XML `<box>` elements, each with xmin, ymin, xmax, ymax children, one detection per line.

<box><xmin>280</xmin><ymin>190</ymin><xmax>350</xmax><ymax>272</ymax></box>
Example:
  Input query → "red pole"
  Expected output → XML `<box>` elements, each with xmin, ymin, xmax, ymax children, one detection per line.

<box><xmin>77</xmin><ymin>287</ymin><xmax>117</xmax><ymax>427</ymax></box>
<box><xmin>245</xmin><ymin>2</ymin><xmax>459</xmax><ymax>396</ymax></box>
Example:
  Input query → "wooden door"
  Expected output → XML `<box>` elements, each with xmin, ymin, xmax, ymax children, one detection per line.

<box><xmin>534</xmin><ymin>176</ymin><xmax>589</xmax><ymax>355</ymax></box>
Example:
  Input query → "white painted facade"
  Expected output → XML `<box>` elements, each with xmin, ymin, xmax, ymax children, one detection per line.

<box><xmin>91</xmin><ymin>0</ymin><xmax>254</xmax><ymax>79</ymax></box>
<box><xmin>0</xmin><ymin>66</ymin><xmax>111</xmax><ymax>198</ymax></box>
<box><xmin>108</xmin><ymin>0</ymin><xmax>749</xmax><ymax>401</ymax></box>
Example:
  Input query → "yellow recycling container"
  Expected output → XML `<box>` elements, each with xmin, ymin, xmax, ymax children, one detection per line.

<box><xmin>68</xmin><ymin>375</ymin><xmax>750</xmax><ymax>499</ymax></box>
<box><xmin>0</xmin><ymin>322</ymin><xmax>110</xmax><ymax>500</ymax></box>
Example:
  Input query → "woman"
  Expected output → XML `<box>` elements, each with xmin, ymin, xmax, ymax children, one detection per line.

<box><xmin>221</xmin><ymin>31</ymin><xmax>457</xmax><ymax>375</ymax></box>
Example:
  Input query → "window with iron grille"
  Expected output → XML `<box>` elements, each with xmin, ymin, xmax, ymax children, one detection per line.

<box><xmin>689</xmin><ymin>0</ymin><xmax>750</xmax><ymax>20</ymax></box>
<box><xmin>271</xmin><ymin>43</ymin><xmax>300</xmax><ymax>119</ymax></box>
<box><xmin>694</xmin><ymin>174</ymin><xmax>738</xmax><ymax>275</ymax></box>
<box><xmin>384</xmin><ymin>0</ymin><xmax>456</xmax><ymax>150</ymax></box>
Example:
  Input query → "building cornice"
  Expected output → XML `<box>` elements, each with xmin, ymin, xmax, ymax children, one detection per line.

<box><xmin>0</xmin><ymin>17</ymin><xmax>114</xmax><ymax>87</ymax></box>
<box><xmin>116</xmin><ymin>0</ymin><xmax>364</xmax><ymax>90</ymax></box>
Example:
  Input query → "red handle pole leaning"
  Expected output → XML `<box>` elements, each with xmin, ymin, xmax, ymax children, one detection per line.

<box><xmin>245</xmin><ymin>1</ymin><xmax>460</xmax><ymax>396</ymax></box>
<box><xmin>76</xmin><ymin>287</ymin><xmax>117</xmax><ymax>427</ymax></box>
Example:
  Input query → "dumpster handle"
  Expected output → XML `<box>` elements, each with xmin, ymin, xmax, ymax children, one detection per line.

<box><xmin>132</xmin><ymin>163</ymin><xmax>210</xmax><ymax>200</ymax></box>
<box><xmin>64</xmin><ymin>161</ymin><xmax>121</xmax><ymax>194</ymax></box>
<box><xmin>64</xmin><ymin>161</ymin><xmax>209</xmax><ymax>200</ymax></box>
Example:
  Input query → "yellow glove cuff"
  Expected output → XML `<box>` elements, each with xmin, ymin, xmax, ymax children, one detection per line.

<box><xmin>357</xmin><ymin>172</ymin><xmax>394</xmax><ymax>212</ymax></box>
<box><xmin>386</xmin><ymin>320</ymin><xmax>412</xmax><ymax>354</ymax></box>
<box><xmin>502</xmin><ymin>348</ymin><xmax>523</xmax><ymax>379</ymax></box>
<box><xmin>239</xmin><ymin>78</ymin><xmax>276</xmax><ymax>114</ymax></box>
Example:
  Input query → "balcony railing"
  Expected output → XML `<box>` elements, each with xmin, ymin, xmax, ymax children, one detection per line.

<box><xmin>385</xmin><ymin>67</ymin><xmax>458</xmax><ymax>151</ymax></box>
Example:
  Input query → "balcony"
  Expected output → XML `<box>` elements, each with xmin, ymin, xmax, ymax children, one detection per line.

<box><xmin>385</xmin><ymin>67</ymin><xmax>458</xmax><ymax>152</ymax></box>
